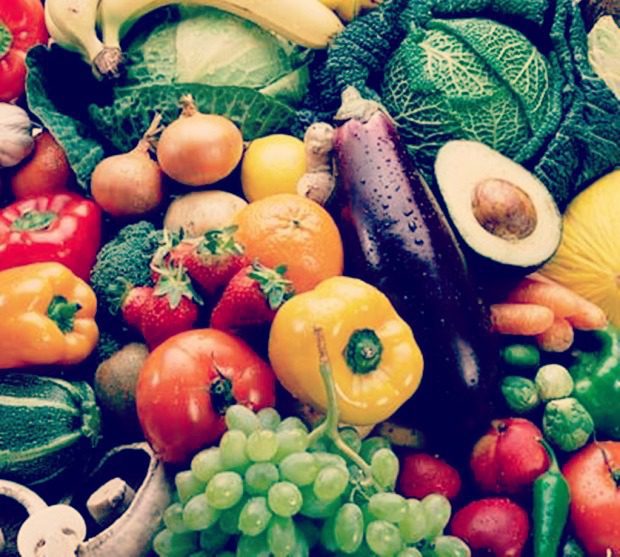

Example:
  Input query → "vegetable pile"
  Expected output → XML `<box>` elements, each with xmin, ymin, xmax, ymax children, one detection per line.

<box><xmin>1</xmin><ymin>0</ymin><xmax>620</xmax><ymax>556</ymax></box>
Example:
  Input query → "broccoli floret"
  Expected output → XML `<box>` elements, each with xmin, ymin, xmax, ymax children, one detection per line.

<box><xmin>90</xmin><ymin>221</ymin><xmax>161</xmax><ymax>316</ymax></box>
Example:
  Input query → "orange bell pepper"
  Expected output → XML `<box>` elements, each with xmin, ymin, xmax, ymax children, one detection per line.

<box><xmin>0</xmin><ymin>262</ymin><xmax>99</xmax><ymax>368</ymax></box>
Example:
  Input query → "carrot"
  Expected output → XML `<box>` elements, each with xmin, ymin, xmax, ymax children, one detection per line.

<box><xmin>490</xmin><ymin>303</ymin><xmax>555</xmax><ymax>336</ymax></box>
<box><xmin>507</xmin><ymin>279</ymin><xmax>580</xmax><ymax>318</ymax></box>
<box><xmin>536</xmin><ymin>317</ymin><xmax>575</xmax><ymax>352</ymax></box>
<box><xmin>566</xmin><ymin>299</ymin><xmax>608</xmax><ymax>330</ymax></box>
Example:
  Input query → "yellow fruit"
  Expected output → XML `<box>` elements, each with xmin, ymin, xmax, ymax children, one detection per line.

<box><xmin>542</xmin><ymin>170</ymin><xmax>620</xmax><ymax>325</ymax></box>
<box><xmin>241</xmin><ymin>134</ymin><xmax>306</xmax><ymax>202</ymax></box>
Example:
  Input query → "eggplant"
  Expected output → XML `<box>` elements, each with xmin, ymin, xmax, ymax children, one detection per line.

<box><xmin>333</xmin><ymin>97</ymin><xmax>501</xmax><ymax>458</ymax></box>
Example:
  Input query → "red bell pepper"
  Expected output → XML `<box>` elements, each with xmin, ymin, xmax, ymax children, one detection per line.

<box><xmin>0</xmin><ymin>193</ymin><xmax>102</xmax><ymax>280</ymax></box>
<box><xmin>0</xmin><ymin>0</ymin><xmax>48</xmax><ymax>102</ymax></box>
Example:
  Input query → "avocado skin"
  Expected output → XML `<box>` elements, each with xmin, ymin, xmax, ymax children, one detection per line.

<box><xmin>333</xmin><ymin>112</ymin><xmax>501</xmax><ymax>459</ymax></box>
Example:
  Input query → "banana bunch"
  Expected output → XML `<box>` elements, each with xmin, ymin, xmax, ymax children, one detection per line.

<box><xmin>45</xmin><ymin>0</ymin><xmax>344</xmax><ymax>79</ymax></box>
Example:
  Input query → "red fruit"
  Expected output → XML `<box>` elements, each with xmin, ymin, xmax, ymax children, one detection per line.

<box><xmin>210</xmin><ymin>261</ymin><xmax>294</xmax><ymax>332</ymax></box>
<box><xmin>121</xmin><ymin>286</ymin><xmax>152</xmax><ymax>328</ymax></box>
<box><xmin>169</xmin><ymin>226</ymin><xmax>248</xmax><ymax>296</ymax></box>
<box><xmin>397</xmin><ymin>452</ymin><xmax>462</xmax><ymax>501</ymax></box>
<box><xmin>450</xmin><ymin>497</ymin><xmax>529</xmax><ymax>557</ymax></box>
<box><xmin>470</xmin><ymin>417</ymin><xmax>549</xmax><ymax>495</ymax></box>
<box><xmin>140</xmin><ymin>293</ymin><xmax>199</xmax><ymax>350</ymax></box>
<box><xmin>563</xmin><ymin>441</ymin><xmax>620</xmax><ymax>556</ymax></box>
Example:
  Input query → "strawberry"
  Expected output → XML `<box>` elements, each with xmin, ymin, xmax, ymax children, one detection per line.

<box><xmin>123</xmin><ymin>263</ymin><xmax>202</xmax><ymax>349</ymax></box>
<box><xmin>210</xmin><ymin>261</ymin><xmax>295</xmax><ymax>332</ymax></box>
<box><xmin>153</xmin><ymin>226</ymin><xmax>248</xmax><ymax>296</ymax></box>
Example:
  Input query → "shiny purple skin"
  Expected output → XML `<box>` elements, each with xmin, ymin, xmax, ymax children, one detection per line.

<box><xmin>333</xmin><ymin>112</ymin><xmax>500</xmax><ymax>457</ymax></box>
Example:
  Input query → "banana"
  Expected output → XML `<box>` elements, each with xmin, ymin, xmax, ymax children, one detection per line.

<box><xmin>98</xmin><ymin>0</ymin><xmax>344</xmax><ymax>55</ymax></box>
<box><xmin>45</xmin><ymin>0</ymin><xmax>105</xmax><ymax>64</ymax></box>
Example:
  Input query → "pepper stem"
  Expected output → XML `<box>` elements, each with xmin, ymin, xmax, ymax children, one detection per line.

<box><xmin>47</xmin><ymin>296</ymin><xmax>81</xmax><ymax>334</ymax></box>
<box><xmin>11</xmin><ymin>211</ymin><xmax>57</xmax><ymax>232</ymax></box>
<box><xmin>344</xmin><ymin>329</ymin><xmax>383</xmax><ymax>374</ymax></box>
<box><xmin>539</xmin><ymin>437</ymin><xmax>561</xmax><ymax>474</ymax></box>
<box><xmin>0</xmin><ymin>22</ymin><xmax>11</xmax><ymax>59</ymax></box>
<box><xmin>307</xmin><ymin>327</ymin><xmax>379</xmax><ymax>487</ymax></box>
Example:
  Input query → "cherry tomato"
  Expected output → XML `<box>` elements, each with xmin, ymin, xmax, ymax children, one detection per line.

<box><xmin>563</xmin><ymin>441</ymin><xmax>620</xmax><ymax>556</ymax></box>
<box><xmin>136</xmin><ymin>328</ymin><xmax>276</xmax><ymax>464</ymax></box>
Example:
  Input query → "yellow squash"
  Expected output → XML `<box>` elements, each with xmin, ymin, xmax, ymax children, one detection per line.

<box><xmin>0</xmin><ymin>262</ymin><xmax>99</xmax><ymax>368</ymax></box>
<box><xmin>268</xmin><ymin>276</ymin><xmax>423</xmax><ymax>425</ymax></box>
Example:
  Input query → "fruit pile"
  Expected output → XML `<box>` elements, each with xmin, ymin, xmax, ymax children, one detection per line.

<box><xmin>1</xmin><ymin>0</ymin><xmax>620</xmax><ymax>556</ymax></box>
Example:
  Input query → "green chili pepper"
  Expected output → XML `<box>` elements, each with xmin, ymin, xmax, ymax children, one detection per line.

<box><xmin>533</xmin><ymin>438</ymin><xmax>570</xmax><ymax>557</ymax></box>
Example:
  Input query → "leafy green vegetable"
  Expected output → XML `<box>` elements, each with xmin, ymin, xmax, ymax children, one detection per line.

<box><xmin>317</xmin><ymin>0</ymin><xmax>620</xmax><ymax>209</ymax></box>
<box><xmin>543</xmin><ymin>397</ymin><xmax>594</xmax><ymax>452</ymax></box>
<box><xmin>588</xmin><ymin>16</ymin><xmax>620</xmax><ymax>99</ymax></box>
<box><xmin>88</xmin><ymin>84</ymin><xmax>297</xmax><ymax>154</ymax></box>
<box><xmin>25</xmin><ymin>7</ymin><xmax>304</xmax><ymax>191</ymax></box>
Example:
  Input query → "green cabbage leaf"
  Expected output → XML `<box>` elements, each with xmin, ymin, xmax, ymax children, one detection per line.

<box><xmin>588</xmin><ymin>15</ymin><xmax>620</xmax><ymax>99</ymax></box>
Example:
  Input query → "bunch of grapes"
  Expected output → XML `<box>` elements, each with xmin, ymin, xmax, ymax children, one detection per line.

<box><xmin>153</xmin><ymin>405</ymin><xmax>469</xmax><ymax>557</ymax></box>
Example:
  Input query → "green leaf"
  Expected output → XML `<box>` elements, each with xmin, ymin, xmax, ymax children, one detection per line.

<box><xmin>88</xmin><ymin>83</ymin><xmax>298</xmax><ymax>153</ymax></box>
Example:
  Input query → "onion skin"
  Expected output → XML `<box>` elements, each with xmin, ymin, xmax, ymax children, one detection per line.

<box><xmin>157</xmin><ymin>112</ymin><xmax>243</xmax><ymax>187</ymax></box>
<box><xmin>91</xmin><ymin>149</ymin><xmax>163</xmax><ymax>217</ymax></box>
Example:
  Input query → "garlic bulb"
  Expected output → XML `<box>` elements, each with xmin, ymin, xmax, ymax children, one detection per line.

<box><xmin>0</xmin><ymin>103</ymin><xmax>34</xmax><ymax>168</ymax></box>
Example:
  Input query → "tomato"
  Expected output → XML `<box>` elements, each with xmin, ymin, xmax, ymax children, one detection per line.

<box><xmin>563</xmin><ymin>441</ymin><xmax>620</xmax><ymax>556</ymax></box>
<box><xmin>0</xmin><ymin>0</ymin><xmax>48</xmax><ymax>102</ymax></box>
<box><xmin>136</xmin><ymin>328</ymin><xmax>276</xmax><ymax>464</ymax></box>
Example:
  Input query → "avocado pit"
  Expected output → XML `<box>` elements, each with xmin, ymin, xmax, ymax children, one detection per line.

<box><xmin>472</xmin><ymin>178</ymin><xmax>537</xmax><ymax>241</ymax></box>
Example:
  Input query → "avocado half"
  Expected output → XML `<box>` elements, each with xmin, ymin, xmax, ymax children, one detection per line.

<box><xmin>434</xmin><ymin>140</ymin><xmax>562</xmax><ymax>270</ymax></box>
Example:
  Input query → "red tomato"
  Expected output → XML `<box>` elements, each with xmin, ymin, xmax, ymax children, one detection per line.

<box><xmin>0</xmin><ymin>0</ymin><xmax>48</xmax><ymax>102</ymax></box>
<box><xmin>563</xmin><ymin>441</ymin><xmax>620</xmax><ymax>556</ymax></box>
<box><xmin>136</xmin><ymin>328</ymin><xmax>276</xmax><ymax>464</ymax></box>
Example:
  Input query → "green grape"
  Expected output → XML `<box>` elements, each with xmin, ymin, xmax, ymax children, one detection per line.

<box><xmin>238</xmin><ymin>496</ymin><xmax>272</xmax><ymax>536</ymax></box>
<box><xmin>360</xmin><ymin>436</ymin><xmax>391</xmax><ymax>462</ymax></box>
<box><xmin>216</xmin><ymin>553</ymin><xmax>235</xmax><ymax>557</ymax></box>
<box><xmin>320</xmin><ymin>515</ymin><xmax>339</xmax><ymax>553</ymax></box>
<box><xmin>257</xmin><ymin>407</ymin><xmax>281</xmax><ymax>430</ymax></box>
<box><xmin>433</xmin><ymin>536</ymin><xmax>471</xmax><ymax>557</ymax></box>
<box><xmin>279</xmin><ymin>452</ymin><xmax>319</xmax><ymax>486</ymax></box>
<box><xmin>191</xmin><ymin>447</ymin><xmax>223</xmax><ymax>483</ymax></box>
<box><xmin>338</xmin><ymin>427</ymin><xmax>362</xmax><ymax>454</ymax></box>
<box><xmin>421</xmin><ymin>494</ymin><xmax>451</xmax><ymax>538</ymax></box>
<box><xmin>365</xmin><ymin>520</ymin><xmax>403</xmax><ymax>556</ymax></box>
<box><xmin>334</xmin><ymin>502</ymin><xmax>364</xmax><ymax>553</ymax></box>
<box><xmin>397</xmin><ymin>549</ymin><xmax>423</xmax><ymax>557</ymax></box>
<box><xmin>371</xmin><ymin>448</ymin><xmax>399</xmax><ymax>489</ymax></box>
<box><xmin>290</xmin><ymin>527</ymin><xmax>310</xmax><ymax>557</ymax></box>
<box><xmin>267</xmin><ymin>516</ymin><xmax>297</xmax><ymax>557</ymax></box>
<box><xmin>225</xmin><ymin>404</ymin><xmax>261</xmax><ymax>435</ymax></box>
<box><xmin>206</xmin><ymin>472</ymin><xmax>244</xmax><ymax>510</ymax></box>
<box><xmin>245</xmin><ymin>462</ymin><xmax>280</xmax><ymax>495</ymax></box>
<box><xmin>246</xmin><ymin>429</ymin><xmax>278</xmax><ymax>462</ymax></box>
<box><xmin>218</xmin><ymin>498</ymin><xmax>246</xmax><ymax>535</ymax></box>
<box><xmin>199</xmin><ymin>524</ymin><xmax>229</xmax><ymax>552</ymax></box>
<box><xmin>313</xmin><ymin>451</ymin><xmax>347</xmax><ymax>470</ymax></box>
<box><xmin>313</xmin><ymin>465</ymin><xmax>350</xmax><ymax>501</ymax></box>
<box><xmin>274</xmin><ymin>429</ymin><xmax>309</xmax><ymax>462</ymax></box>
<box><xmin>399</xmin><ymin>499</ymin><xmax>428</xmax><ymax>544</ymax></box>
<box><xmin>182</xmin><ymin>494</ymin><xmax>221</xmax><ymax>531</ymax></box>
<box><xmin>188</xmin><ymin>551</ymin><xmax>208</xmax><ymax>557</ymax></box>
<box><xmin>152</xmin><ymin>529</ymin><xmax>199</xmax><ymax>557</ymax></box>
<box><xmin>368</xmin><ymin>493</ymin><xmax>408</xmax><ymax>523</ymax></box>
<box><xmin>277</xmin><ymin>416</ymin><xmax>309</xmax><ymax>433</ymax></box>
<box><xmin>308</xmin><ymin>436</ymin><xmax>329</xmax><ymax>452</ymax></box>
<box><xmin>164</xmin><ymin>503</ymin><xmax>189</xmax><ymax>534</ymax></box>
<box><xmin>175</xmin><ymin>470</ymin><xmax>207</xmax><ymax>504</ymax></box>
<box><xmin>296</xmin><ymin>518</ymin><xmax>320</xmax><ymax>549</ymax></box>
<box><xmin>237</xmin><ymin>532</ymin><xmax>271</xmax><ymax>557</ymax></box>
<box><xmin>299</xmin><ymin>485</ymin><xmax>342</xmax><ymax>519</ymax></box>
<box><xmin>219</xmin><ymin>430</ymin><xmax>250</xmax><ymax>471</ymax></box>
<box><xmin>268</xmin><ymin>481</ymin><xmax>303</xmax><ymax>517</ymax></box>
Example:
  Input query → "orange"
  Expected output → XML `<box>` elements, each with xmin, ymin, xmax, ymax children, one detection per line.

<box><xmin>234</xmin><ymin>194</ymin><xmax>344</xmax><ymax>293</ymax></box>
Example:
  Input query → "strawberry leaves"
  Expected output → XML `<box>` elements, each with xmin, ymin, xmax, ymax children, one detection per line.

<box><xmin>248</xmin><ymin>261</ymin><xmax>295</xmax><ymax>310</ymax></box>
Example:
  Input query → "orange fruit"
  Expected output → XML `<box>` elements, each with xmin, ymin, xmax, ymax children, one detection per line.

<box><xmin>234</xmin><ymin>194</ymin><xmax>344</xmax><ymax>293</ymax></box>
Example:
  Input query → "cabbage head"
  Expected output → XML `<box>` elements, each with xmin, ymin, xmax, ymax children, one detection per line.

<box><xmin>381</xmin><ymin>18</ymin><xmax>559</xmax><ymax>164</ymax></box>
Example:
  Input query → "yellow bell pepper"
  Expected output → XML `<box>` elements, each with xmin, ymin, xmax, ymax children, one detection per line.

<box><xmin>0</xmin><ymin>262</ymin><xmax>99</xmax><ymax>369</ymax></box>
<box><xmin>268</xmin><ymin>276</ymin><xmax>423</xmax><ymax>425</ymax></box>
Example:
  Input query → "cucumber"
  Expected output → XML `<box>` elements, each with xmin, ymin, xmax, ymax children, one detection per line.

<box><xmin>0</xmin><ymin>374</ymin><xmax>101</xmax><ymax>485</ymax></box>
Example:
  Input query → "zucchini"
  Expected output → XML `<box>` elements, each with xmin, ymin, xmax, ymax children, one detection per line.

<box><xmin>0</xmin><ymin>374</ymin><xmax>101</xmax><ymax>485</ymax></box>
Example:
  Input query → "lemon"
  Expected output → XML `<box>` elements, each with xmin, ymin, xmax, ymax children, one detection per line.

<box><xmin>241</xmin><ymin>134</ymin><xmax>306</xmax><ymax>202</ymax></box>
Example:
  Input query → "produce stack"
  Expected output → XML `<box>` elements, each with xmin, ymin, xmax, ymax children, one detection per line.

<box><xmin>1</xmin><ymin>0</ymin><xmax>620</xmax><ymax>555</ymax></box>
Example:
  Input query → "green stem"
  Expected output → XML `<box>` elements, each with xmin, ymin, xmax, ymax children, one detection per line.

<box><xmin>11</xmin><ymin>211</ymin><xmax>57</xmax><ymax>232</ymax></box>
<box><xmin>311</xmin><ymin>327</ymin><xmax>379</xmax><ymax>487</ymax></box>
<box><xmin>539</xmin><ymin>437</ymin><xmax>561</xmax><ymax>474</ymax></box>
<box><xmin>47</xmin><ymin>296</ymin><xmax>81</xmax><ymax>334</ymax></box>
<box><xmin>0</xmin><ymin>21</ymin><xmax>11</xmax><ymax>59</ymax></box>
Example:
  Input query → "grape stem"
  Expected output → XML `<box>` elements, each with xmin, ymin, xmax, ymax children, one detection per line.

<box><xmin>308</xmin><ymin>327</ymin><xmax>383</xmax><ymax>491</ymax></box>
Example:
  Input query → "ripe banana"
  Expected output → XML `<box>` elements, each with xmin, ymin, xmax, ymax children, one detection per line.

<box><xmin>98</xmin><ymin>0</ymin><xmax>344</xmax><ymax>57</ymax></box>
<box><xmin>44</xmin><ymin>0</ymin><xmax>105</xmax><ymax>65</ymax></box>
